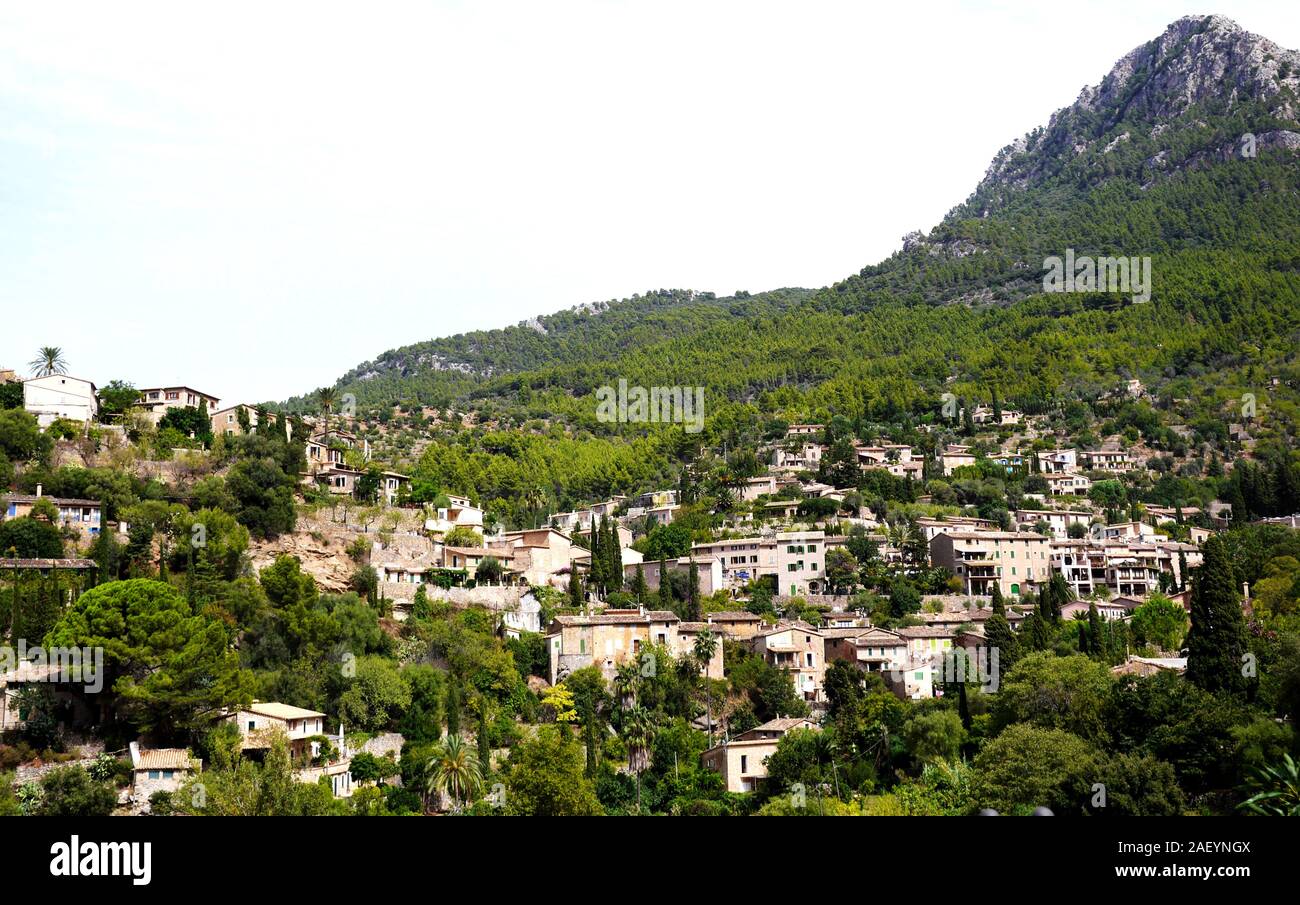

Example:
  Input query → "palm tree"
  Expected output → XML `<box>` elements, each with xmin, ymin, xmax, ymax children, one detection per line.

<box><xmin>425</xmin><ymin>734</ymin><xmax>483</xmax><ymax>813</ymax></box>
<box><xmin>29</xmin><ymin>346</ymin><xmax>68</xmax><ymax>377</ymax></box>
<box><xmin>693</xmin><ymin>629</ymin><xmax>719</xmax><ymax>745</ymax></box>
<box><xmin>613</xmin><ymin>660</ymin><xmax>640</xmax><ymax>713</ymax></box>
<box><xmin>622</xmin><ymin>705</ymin><xmax>655</xmax><ymax>814</ymax></box>
<box><xmin>313</xmin><ymin>384</ymin><xmax>335</xmax><ymax>434</ymax></box>
<box><xmin>316</xmin><ymin>387</ymin><xmax>337</xmax><ymax>434</ymax></box>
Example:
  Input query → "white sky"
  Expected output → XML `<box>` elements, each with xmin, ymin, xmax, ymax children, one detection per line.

<box><xmin>2</xmin><ymin>1</ymin><xmax>1298</xmax><ymax>404</ymax></box>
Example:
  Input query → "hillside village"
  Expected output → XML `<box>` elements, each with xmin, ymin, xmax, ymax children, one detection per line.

<box><xmin>4</xmin><ymin>12</ymin><xmax>1300</xmax><ymax>822</ymax></box>
<box><xmin>1</xmin><ymin>351</ymin><xmax>1297</xmax><ymax>817</ymax></box>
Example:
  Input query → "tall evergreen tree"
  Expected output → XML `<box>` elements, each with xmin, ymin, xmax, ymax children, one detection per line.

<box><xmin>984</xmin><ymin>612</ymin><xmax>1020</xmax><ymax>671</ymax></box>
<box><xmin>686</xmin><ymin>559</ymin><xmax>701</xmax><ymax>621</ymax></box>
<box><xmin>657</xmin><ymin>560</ymin><xmax>673</xmax><ymax>612</ymax></box>
<box><xmin>1087</xmin><ymin>603</ymin><xmax>1103</xmax><ymax>657</ymax></box>
<box><xmin>606</xmin><ymin>519</ymin><xmax>623</xmax><ymax>592</ymax></box>
<box><xmin>588</xmin><ymin>518</ymin><xmax>606</xmax><ymax>595</ymax></box>
<box><xmin>1185</xmin><ymin>536</ymin><xmax>1249</xmax><ymax>697</ymax></box>
<box><xmin>990</xmin><ymin>583</ymin><xmax>1005</xmax><ymax>615</ymax></box>
<box><xmin>445</xmin><ymin>678</ymin><xmax>461</xmax><ymax>737</ymax></box>
<box><xmin>631</xmin><ymin>562</ymin><xmax>648</xmax><ymax>605</ymax></box>
<box><xmin>568</xmin><ymin>567</ymin><xmax>584</xmax><ymax>610</ymax></box>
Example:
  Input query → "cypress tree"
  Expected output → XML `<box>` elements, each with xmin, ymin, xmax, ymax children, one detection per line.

<box><xmin>1227</xmin><ymin>482</ymin><xmax>1249</xmax><ymax>527</ymax></box>
<box><xmin>446</xmin><ymin>678</ymin><xmax>461</xmax><ymax>736</ymax></box>
<box><xmin>1077</xmin><ymin>619</ymin><xmax>1090</xmax><ymax>654</ymax></box>
<box><xmin>984</xmin><ymin>612</ymin><xmax>1020</xmax><ymax>671</ymax></box>
<box><xmin>1185</xmin><ymin>536</ymin><xmax>1249</xmax><ymax>697</ymax></box>
<box><xmin>606</xmin><ymin>519</ymin><xmax>623</xmax><ymax>592</ymax></box>
<box><xmin>990</xmin><ymin>583</ymin><xmax>1005</xmax><ymax>615</ymax></box>
<box><xmin>1087</xmin><ymin>603</ymin><xmax>1103</xmax><ymax>657</ymax></box>
<box><xmin>632</xmin><ymin>562</ymin><xmax>648</xmax><ymax>604</ymax></box>
<box><xmin>687</xmin><ymin>559</ymin><xmax>701</xmax><ymax>621</ymax></box>
<box><xmin>568</xmin><ymin>567</ymin><xmax>584</xmax><ymax>610</ymax></box>
<box><xmin>957</xmin><ymin>676</ymin><xmax>972</xmax><ymax>731</ymax></box>
<box><xmin>588</xmin><ymin>519</ymin><xmax>605</xmax><ymax>595</ymax></box>
<box><xmin>657</xmin><ymin>559</ymin><xmax>673</xmax><ymax>612</ymax></box>
<box><xmin>1020</xmin><ymin>611</ymin><xmax>1051</xmax><ymax>651</ymax></box>
<box><xmin>477</xmin><ymin>697</ymin><xmax>491</xmax><ymax>773</ymax></box>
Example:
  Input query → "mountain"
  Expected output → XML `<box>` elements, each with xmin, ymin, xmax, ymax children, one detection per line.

<box><xmin>299</xmin><ymin>15</ymin><xmax>1300</xmax><ymax>447</ymax></box>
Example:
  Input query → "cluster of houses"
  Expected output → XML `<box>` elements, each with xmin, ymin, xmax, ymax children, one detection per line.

<box><xmin>0</xmin><ymin>662</ymin><xmax>354</xmax><ymax>808</ymax></box>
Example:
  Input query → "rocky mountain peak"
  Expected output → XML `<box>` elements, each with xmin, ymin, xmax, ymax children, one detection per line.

<box><xmin>976</xmin><ymin>15</ymin><xmax>1300</xmax><ymax>195</ymax></box>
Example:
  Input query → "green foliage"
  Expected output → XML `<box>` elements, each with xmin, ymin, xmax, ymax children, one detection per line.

<box><xmin>503</xmin><ymin>725</ymin><xmax>603</xmax><ymax>816</ymax></box>
<box><xmin>1186</xmin><ymin>536</ymin><xmax>1250</xmax><ymax>698</ymax></box>
<box><xmin>993</xmin><ymin>652</ymin><xmax>1113</xmax><ymax>742</ymax></box>
<box><xmin>46</xmin><ymin>579</ymin><xmax>254</xmax><ymax>734</ymax></box>
<box><xmin>0</xmin><ymin>517</ymin><xmax>64</xmax><ymax>559</ymax></box>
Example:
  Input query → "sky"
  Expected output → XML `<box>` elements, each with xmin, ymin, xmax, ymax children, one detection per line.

<box><xmin>2</xmin><ymin>1</ymin><xmax>1298</xmax><ymax>404</ymax></box>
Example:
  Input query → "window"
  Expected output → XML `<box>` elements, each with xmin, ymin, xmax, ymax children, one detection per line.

<box><xmin>148</xmin><ymin>771</ymin><xmax>161</xmax><ymax>780</ymax></box>
<box><xmin>248</xmin><ymin>720</ymin><xmax>256</xmax><ymax>731</ymax></box>
<box><xmin>740</xmin><ymin>755</ymin><xmax>748</xmax><ymax>773</ymax></box>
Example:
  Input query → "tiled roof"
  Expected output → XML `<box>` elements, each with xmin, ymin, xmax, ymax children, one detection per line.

<box><xmin>4</xmin><ymin>495</ymin><xmax>101</xmax><ymax>507</ymax></box>
<box><xmin>0</xmin><ymin>558</ymin><xmax>97</xmax><ymax>569</ymax></box>
<box><xmin>895</xmin><ymin>626</ymin><xmax>956</xmax><ymax>639</ymax></box>
<box><xmin>245</xmin><ymin>702</ymin><xmax>325</xmax><ymax>720</ymax></box>
<box><xmin>553</xmin><ymin>610</ymin><xmax>679</xmax><ymax>626</ymax></box>
<box><xmin>134</xmin><ymin>748</ymin><xmax>196</xmax><ymax>771</ymax></box>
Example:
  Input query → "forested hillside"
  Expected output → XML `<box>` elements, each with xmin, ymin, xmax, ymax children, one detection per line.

<box><xmin>292</xmin><ymin>15</ymin><xmax>1300</xmax><ymax>523</ymax></box>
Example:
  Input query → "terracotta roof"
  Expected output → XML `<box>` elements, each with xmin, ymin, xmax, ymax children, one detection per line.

<box><xmin>553</xmin><ymin>610</ymin><xmax>679</xmax><ymax>626</ymax></box>
<box><xmin>754</xmin><ymin>620</ymin><xmax>823</xmax><ymax>638</ymax></box>
<box><xmin>895</xmin><ymin>626</ymin><xmax>956</xmax><ymax>639</ymax></box>
<box><xmin>134</xmin><ymin>748</ymin><xmax>197</xmax><ymax>771</ymax></box>
<box><xmin>706</xmin><ymin>611</ymin><xmax>763</xmax><ymax>622</ymax></box>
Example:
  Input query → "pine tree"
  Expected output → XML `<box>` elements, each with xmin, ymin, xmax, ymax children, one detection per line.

<box><xmin>1185</xmin><ymin>536</ymin><xmax>1249</xmax><ymax>697</ymax></box>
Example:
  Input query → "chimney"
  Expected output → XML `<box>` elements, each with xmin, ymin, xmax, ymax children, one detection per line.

<box><xmin>35</xmin><ymin>483</ymin><xmax>42</xmax><ymax>498</ymax></box>
<box><xmin>129</xmin><ymin>740</ymin><xmax>141</xmax><ymax>769</ymax></box>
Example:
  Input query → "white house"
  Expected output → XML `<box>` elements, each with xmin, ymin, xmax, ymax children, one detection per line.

<box><xmin>23</xmin><ymin>375</ymin><xmax>98</xmax><ymax>427</ymax></box>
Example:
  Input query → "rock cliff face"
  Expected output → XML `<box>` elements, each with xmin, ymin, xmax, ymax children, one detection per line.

<box><xmin>978</xmin><ymin>15</ymin><xmax>1300</xmax><ymax>195</ymax></box>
